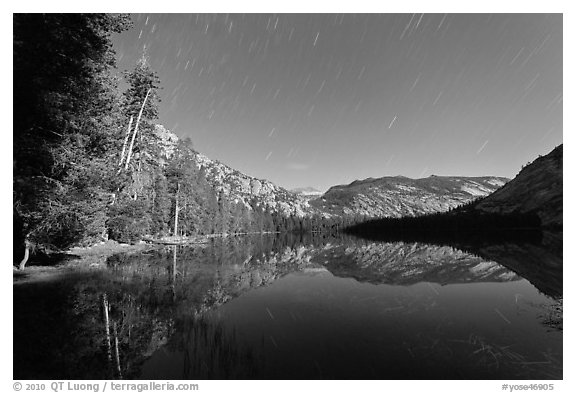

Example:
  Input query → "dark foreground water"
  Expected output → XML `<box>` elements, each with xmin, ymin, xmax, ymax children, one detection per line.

<box><xmin>13</xmin><ymin>233</ymin><xmax>562</xmax><ymax>380</ymax></box>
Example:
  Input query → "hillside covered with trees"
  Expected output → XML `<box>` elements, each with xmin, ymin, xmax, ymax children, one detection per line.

<box><xmin>13</xmin><ymin>14</ymin><xmax>349</xmax><ymax>267</ymax></box>
<box><xmin>344</xmin><ymin>144</ymin><xmax>562</xmax><ymax>244</ymax></box>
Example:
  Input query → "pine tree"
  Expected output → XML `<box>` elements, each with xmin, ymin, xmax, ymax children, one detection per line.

<box><xmin>13</xmin><ymin>14</ymin><xmax>132</xmax><ymax>262</ymax></box>
<box><xmin>217</xmin><ymin>191</ymin><xmax>231</xmax><ymax>234</ymax></box>
<box><xmin>151</xmin><ymin>173</ymin><xmax>171</xmax><ymax>235</ymax></box>
<box><xmin>119</xmin><ymin>52</ymin><xmax>162</xmax><ymax>200</ymax></box>
<box><xmin>162</xmin><ymin>140</ymin><xmax>199</xmax><ymax>236</ymax></box>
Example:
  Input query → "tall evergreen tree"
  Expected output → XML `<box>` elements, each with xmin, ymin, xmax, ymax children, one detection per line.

<box><xmin>106</xmin><ymin>51</ymin><xmax>163</xmax><ymax>242</ymax></box>
<box><xmin>13</xmin><ymin>14</ymin><xmax>132</xmax><ymax>262</ymax></box>
<box><xmin>151</xmin><ymin>173</ymin><xmax>171</xmax><ymax>235</ymax></box>
<box><xmin>216</xmin><ymin>191</ymin><xmax>231</xmax><ymax>234</ymax></box>
<box><xmin>120</xmin><ymin>51</ymin><xmax>161</xmax><ymax>175</ymax></box>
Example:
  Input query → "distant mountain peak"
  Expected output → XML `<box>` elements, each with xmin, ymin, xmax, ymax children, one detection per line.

<box><xmin>291</xmin><ymin>186</ymin><xmax>323</xmax><ymax>195</ymax></box>
<box><xmin>311</xmin><ymin>174</ymin><xmax>508</xmax><ymax>218</ymax></box>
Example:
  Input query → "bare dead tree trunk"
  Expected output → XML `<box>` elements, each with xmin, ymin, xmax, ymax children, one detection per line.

<box><xmin>174</xmin><ymin>182</ymin><xmax>180</xmax><ymax>237</ymax></box>
<box><xmin>18</xmin><ymin>240</ymin><xmax>30</xmax><ymax>270</ymax></box>
<box><xmin>125</xmin><ymin>88</ymin><xmax>151</xmax><ymax>170</ymax></box>
<box><xmin>118</xmin><ymin>116</ymin><xmax>134</xmax><ymax>168</ymax></box>
<box><xmin>113</xmin><ymin>322</ymin><xmax>123</xmax><ymax>379</ymax></box>
<box><xmin>172</xmin><ymin>244</ymin><xmax>177</xmax><ymax>282</ymax></box>
<box><xmin>102</xmin><ymin>293</ymin><xmax>112</xmax><ymax>364</ymax></box>
<box><xmin>171</xmin><ymin>245</ymin><xmax>177</xmax><ymax>301</ymax></box>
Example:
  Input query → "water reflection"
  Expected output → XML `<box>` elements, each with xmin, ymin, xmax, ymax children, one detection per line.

<box><xmin>13</xmin><ymin>233</ymin><xmax>562</xmax><ymax>380</ymax></box>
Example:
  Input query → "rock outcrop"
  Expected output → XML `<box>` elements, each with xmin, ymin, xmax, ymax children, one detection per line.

<box><xmin>154</xmin><ymin>125</ymin><xmax>313</xmax><ymax>217</ymax></box>
<box><xmin>311</xmin><ymin>175</ymin><xmax>508</xmax><ymax>217</ymax></box>
<box><xmin>474</xmin><ymin>145</ymin><xmax>562</xmax><ymax>228</ymax></box>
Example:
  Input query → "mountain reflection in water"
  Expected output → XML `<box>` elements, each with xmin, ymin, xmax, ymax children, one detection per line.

<box><xmin>13</xmin><ymin>233</ymin><xmax>562</xmax><ymax>380</ymax></box>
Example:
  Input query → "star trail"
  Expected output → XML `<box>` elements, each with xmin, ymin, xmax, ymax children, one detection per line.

<box><xmin>111</xmin><ymin>13</ymin><xmax>562</xmax><ymax>191</ymax></box>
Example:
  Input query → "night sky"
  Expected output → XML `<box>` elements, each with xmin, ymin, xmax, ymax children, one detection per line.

<box><xmin>111</xmin><ymin>13</ymin><xmax>562</xmax><ymax>191</ymax></box>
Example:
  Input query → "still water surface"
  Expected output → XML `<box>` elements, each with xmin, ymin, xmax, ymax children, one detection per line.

<box><xmin>13</xmin><ymin>234</ymin><xmax>562</xmax><ymax>379</ymax></box>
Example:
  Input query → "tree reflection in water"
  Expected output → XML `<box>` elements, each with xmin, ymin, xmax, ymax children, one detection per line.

<box><xmin>13</xmin><ymin>232</ymin><xmax>562</xmax><ymax>379</ymax></box>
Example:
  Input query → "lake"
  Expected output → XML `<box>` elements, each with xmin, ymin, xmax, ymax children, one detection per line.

<box><xmin>13</xmin><ymin>233</ymin><xmax>562</xmax><ymax>380</ymax></box>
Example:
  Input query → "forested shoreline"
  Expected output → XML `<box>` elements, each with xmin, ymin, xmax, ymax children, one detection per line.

<box><xmin>13</xmin><ymin>14</ymin><xmax>359</xmax><ymax>268</ymax></box>
<box><xmin>13</xmin><ymin>14</ymin><xmax>559</xmax><ymax>270</ymax></box>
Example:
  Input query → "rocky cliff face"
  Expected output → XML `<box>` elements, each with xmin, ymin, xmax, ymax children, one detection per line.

<box><xmin>193</xmin><ymin>152</ymin><xmax>313</xmax><ymax>216</ymax></box>
<box><xmin>310</xmin><ymin>175</ymin><xmax>508</xmax><ymax>217</ymax></box>
<box><xmin>474</xmin><ymin>145</ymin><xmax>562</xmax><ymax>228</ymax></box>
<box><xmin>154</xmin><ymin>125</ymin><xmax>313</xmax><ymax>217</ymax></box>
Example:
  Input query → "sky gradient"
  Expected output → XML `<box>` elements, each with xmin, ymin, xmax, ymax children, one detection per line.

<box><xmin>111</xmin><ymin>13</ymin><xmax>562</xmax><ymax>191</ymax></box>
